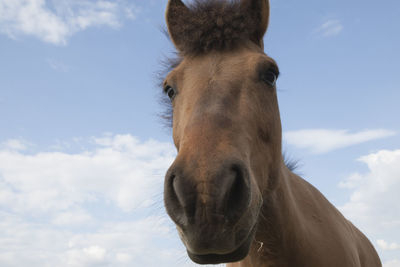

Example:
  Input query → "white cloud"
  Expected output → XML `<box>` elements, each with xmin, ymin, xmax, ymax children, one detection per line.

<box><xmin>284</xmin><ymin>129</ymin><xmax>395</xmax><ymax>154</ymax></box>
<box><xmin>338</xmin><ymin>172</ymin><xmax>363</xmax><ymax>189</ymax></box>
<box><xmin>47</xmin><ymin>57</ymin><xmax>70</xmax><ymax>72</ymax></box>
<box><xmin>123</xmin><ymin>4</ymin><xmax>139</xmax><ymax>20</ymax></box>
<box><xmin>1</xmin><ymin>139</ymin><xmax>30</xmax><ymax>151</ymax></box>
<box><xmin>0</xmin><ymin>134</ymin><xmax>196</xmax><ymax>267</ymax></box>
<box><xmin>339</xmin><ymin>149</ymin><xmax>400</xmax><ymax>263</ymax></box>
<box><xmin>0</xmin><ymin>0</ymin><xmax>139</xmax><ymax>45</ymax></box>
<box><xmin>384</xmin><ymin>259</ymin><xmax>400</xmax><ymax>267</ymax></box>
<box><xmin>0</xmin><ymin>134</ymin><xmax>177</xmax><ymax>214</ymax></box>
<box><xmin>51</xmin><ymin>209</ymin><xmax>93</xmax><ymax>226</ymax></box>
<box><xmin>314</xmin><ymin>19</ymin><xmax>343</xmax><ymax>37</ymax></box>
<box><xmin>377</xmin><ymin>240</ymin><xmax>400</xmax><ymax>251</ymax></box>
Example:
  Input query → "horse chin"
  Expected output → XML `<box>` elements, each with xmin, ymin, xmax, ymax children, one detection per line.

<box><xmin>186</xmin><ymin>223</ymin><xmax>257</xmax><ymax>265</ymax></box>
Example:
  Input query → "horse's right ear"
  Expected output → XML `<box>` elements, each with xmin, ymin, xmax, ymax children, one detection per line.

<box><xmin>240</xmin><ymin>0</ymin><xmax>270</xmax><ymax>48</ymax></box>
<box><xmin>166</xmin><ymin>0</ymin><xmax>191</xmax><ymax>52</ymax></box>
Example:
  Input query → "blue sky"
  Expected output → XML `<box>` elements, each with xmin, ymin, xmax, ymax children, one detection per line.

<box><xmin>0</xmin><ymin>0</ymin><xmax>399</xmax><ymax>266</ymax></box>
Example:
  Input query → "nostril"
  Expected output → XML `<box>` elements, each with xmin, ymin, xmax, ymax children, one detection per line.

<box><xmin>225</xmin><ymin>164</ymin><xmax>251</xmax><ymax>223</ymax></box>
<box><xmin>172</xmin><ymin>175</ymin><xmax>196</xmax><ymax>220</ymax></box>
<box><xmin>164</xmin><ymin>172</ymin><xmax>185</xmax><ymax>226</ymax></box>
<box><xmin>164</xmin><ymin>169</ymin><xmax>196</xmax><ymax>227</ymax></box>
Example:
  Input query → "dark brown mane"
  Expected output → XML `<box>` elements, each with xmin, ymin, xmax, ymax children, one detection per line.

<box><xmin>167</xmin><ymin>0</ymin><xmax>263</xmax><ymax>54</ymax></box>
<box><xmin>156</xmin><ymin>52</ymin><xmax>181</xmax><ymax>128</ymax></box>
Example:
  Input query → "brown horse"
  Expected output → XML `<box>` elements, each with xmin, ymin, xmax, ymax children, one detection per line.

<box><xmin>161</xmin><ymin>0</ymin><xmax>382</xmax><ymax>266</ymax></box>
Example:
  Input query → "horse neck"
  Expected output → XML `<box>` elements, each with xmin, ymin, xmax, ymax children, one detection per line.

<box><xmin>249</xmin><ymin>164</ymin><xmax>308</xmax><ymax>265</ymax></box>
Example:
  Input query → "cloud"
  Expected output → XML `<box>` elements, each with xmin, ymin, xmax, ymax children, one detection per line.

<box><xmin>0</xmin><ymin>0</ymin><xmax>139</xmax><ymax>45</ymax></box>
<box><xmin>338</xmin><ymin>149</ymin><xmax>400</xmax><ymax>264</ymax></box>
<box><xmin>377</xmin><ymin>240</ymin><xmax>400</xmax><ymax>251</ymax></box>
<box><xmin>1</xmin><ymin>139</ymin><xmax>30</xmax><ymax>151</ymax></box>
<box><xmin>284</xmin><ymin>129</ymin><xmax>395</xmax><ymax>154</ymax></box>
<box><xmin>314</xmin><ymin>19</ymin><xmax>343</xmax><ymax>37</ymax></box>
<box><xmin>51</xmin><ymin>208</ymin><xmax>93</xmax><ymax>226</ymax></box>
<box><xmin>384</xmin><ymin>259</ymin><xmax>400</xmax><ymax>267</ymax></box>
<box><xmin>47</xmin><ymin>57</ymin><xmax>70</xmax><ymax>72</ymax></box>
<box><xmin>0</xmin><ymin>134</ymin><xmax>195</xmax><ymax>267</ymax></box>
<box><xmin>0</xmin><ymin>134</ymin><xmax>176</xmax><ymax>213</ymax></box>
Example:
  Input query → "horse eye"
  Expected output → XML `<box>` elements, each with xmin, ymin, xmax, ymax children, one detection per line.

<box><xmin>165</xmin><ymin>85</ymin><xmax>176</xmax><ymax>100</ymax></box>
<box><xmin>261</xmin><ymin>71</ymin><xmax>277</xmax><ymax>87</ymax></box>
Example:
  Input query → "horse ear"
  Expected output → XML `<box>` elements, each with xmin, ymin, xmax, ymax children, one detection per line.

<box><xmin>241</xmin><ymin>0</ymin><xmax>270</xmax><ymax>48</ymax></box>
<box><xmin>166</xmin><ymin>0</ymin><xmax>191</xmax><ymax>52</ymax></box>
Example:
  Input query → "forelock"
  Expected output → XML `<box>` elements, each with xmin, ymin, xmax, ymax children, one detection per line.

<box><xmin>169</xmin><ymin>0</ymin><xmax>259</xmax><ymax>54</ymax></box>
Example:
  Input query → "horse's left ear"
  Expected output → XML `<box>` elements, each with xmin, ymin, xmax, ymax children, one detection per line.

<box><xmin>241</xmin><ymin>0</ymin><xmax>270</xmax><ymax>48</ymax></box>
<box><xmin>165</xmin><ymin>0</ymin><xmax>191</xmax><ymax>52</ymax></box>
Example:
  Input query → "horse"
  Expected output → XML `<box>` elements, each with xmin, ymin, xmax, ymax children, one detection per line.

<box><xmin>161</xmin><ymin>0</ymin><xmax>382</xmax><ymax>266</ymax></box>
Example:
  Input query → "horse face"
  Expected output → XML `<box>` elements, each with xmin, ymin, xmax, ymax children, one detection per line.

<box><xmin>162</xmin><ymin>0</ymin><xmax>282</xmax><ymax>264</ymax></box>
<box><xmin>163</xmin><ymin>46</ymin><xmax>282</xmax><ymax>263</ymax></box>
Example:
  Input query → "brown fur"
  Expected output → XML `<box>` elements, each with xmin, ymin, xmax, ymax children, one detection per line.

<box><xmin>166</xmin><ymin>0</ymin><xmax>267</xmax><ymax>54</ymax></box>
<box><xmin>162</xmin><ymin>0</ymin><xmax>382</xmax><ymax>266</ymax></box>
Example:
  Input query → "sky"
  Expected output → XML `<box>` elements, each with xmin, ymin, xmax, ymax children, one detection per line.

<box><xmin>0</xmin><ymin>0</ymin><xmax>399</xmax><ymax>266</ymax></box>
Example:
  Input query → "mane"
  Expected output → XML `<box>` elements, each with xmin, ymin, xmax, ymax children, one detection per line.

<box><xmin>156</xmin><ymin>52</ymin><xmax>181</xmax><ymax>129</ymax></box>
<box><xmin>169</xmin><ymin>0</ymin><xmax>261</xmax><ymax>54</ymax></box>
<box><xmin>283</xmin><ymin>153</ymin><xmax>300</xmax><ymax>172</ymax></box>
